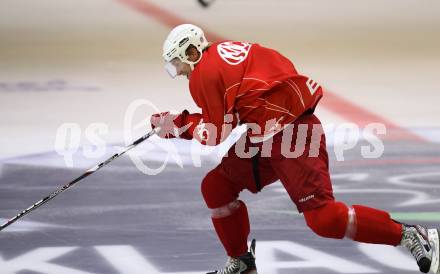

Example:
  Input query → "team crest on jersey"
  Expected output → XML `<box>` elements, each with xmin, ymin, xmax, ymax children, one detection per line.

<box><xmin>217</xmin><ymin>41</ymin><xmax>252</xmax><ymax>65</ymax></box>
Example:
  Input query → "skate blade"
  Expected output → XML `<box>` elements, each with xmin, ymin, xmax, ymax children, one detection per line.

<box><xmin>428</xmin><ymin>229</ymin><xmax>440</xmax><ymax>274</ymax></box>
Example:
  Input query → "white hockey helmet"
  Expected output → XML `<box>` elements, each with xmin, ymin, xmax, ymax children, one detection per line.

<box><xmin>162</xmin><ymin>24</ymin><xmax>209</xmax><ymax>78</ymax></box>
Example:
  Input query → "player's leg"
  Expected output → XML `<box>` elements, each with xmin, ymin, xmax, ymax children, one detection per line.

<box><xmin>202</xmin><ymin>136</ymin><xmax>278</xmax><ymax>274</ymax></box>
<box><xmin>272</xmin><ymin>113</ymin><xmax>402</xmax><ymax>245</ymax></box>
<box><xmin>271</xmin><ymin>113</ymin><xmax>439</xmax><ymax>273</ymax></box>
<box><xmin>201</xmin><ymin>166</ymin><xmax>258</xmax><ymax>274</ymax></box>
<box><xmin>303</xmin><ymin>202</ymin><xmax>402</xmax><ymax>244</ymax></box>
<box><xmin>201</xmin><ymin>166</ymin><xmax>250</xmax><ymax>258</ymax></box>
<box><xmin>303</xmin><ymin>202</ymin><xmax>439</xmax><ymax>273</ymax></box>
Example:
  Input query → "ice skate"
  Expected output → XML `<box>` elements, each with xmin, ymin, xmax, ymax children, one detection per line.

<box><xmin>428</xmin><ymin>228</ymin><xmax>440</xmax><ymax>274</ymax></box>
<box><xmin>401</xmin><ymin>225</ymin><xmax>433</xmax><ymax>273</ymax></box>
<box><xmin>207</xmin><ymin>239</ymin><xmax>257</xmax><ymax>274</ymax></box>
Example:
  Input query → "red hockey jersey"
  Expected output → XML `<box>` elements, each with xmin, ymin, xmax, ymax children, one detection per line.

<box><xmin>184</xmin><ymin>41</ymin><xmax>323</xmax><ymax>145</ymax></box>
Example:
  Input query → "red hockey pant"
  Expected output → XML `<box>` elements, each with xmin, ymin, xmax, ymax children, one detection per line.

<box><xmin>201</xmin><ymin>114</ymin><xmax>402</xmax><ymax>257</ymax></box>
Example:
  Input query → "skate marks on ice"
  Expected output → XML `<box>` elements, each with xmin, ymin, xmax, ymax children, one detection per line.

<box><xmin>0</xmin><ymin>79</ymin><xmax>100</xmax><ymax>93</ymax></box>
<box><xmin>0</xmin><ymin>218</ymin><xmax>63</xmax><ymax>232</ymax></box>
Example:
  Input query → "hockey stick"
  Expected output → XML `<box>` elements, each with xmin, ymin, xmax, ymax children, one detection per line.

<box><xmin>0</xmin><ymin>128</ymin><xmax>158</xmax><ymax>232</ymax></box>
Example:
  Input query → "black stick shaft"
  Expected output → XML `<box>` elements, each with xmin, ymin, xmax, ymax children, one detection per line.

<box><xmin>0</xmin><ymin>129</ymin><xmax>156</xmax><ymax>231</ymax></box>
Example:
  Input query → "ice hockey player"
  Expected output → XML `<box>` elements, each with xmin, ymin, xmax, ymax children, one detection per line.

<box><xmin>151</xmin><ymin>24</ymin><xmax>440</xmax><ymax>274</ymax></box>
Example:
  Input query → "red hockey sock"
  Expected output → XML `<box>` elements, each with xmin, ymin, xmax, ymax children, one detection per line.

<box><xmin>211</xmin><ymin>200</ymin><xmax>250</xmax><ymax>258</ymax></box>
<box><xmin>352</xmin><ymin>205</ymin><xmax>402</xmax><ymax>246</ymax></box>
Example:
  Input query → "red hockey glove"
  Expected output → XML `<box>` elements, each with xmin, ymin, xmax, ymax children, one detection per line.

<box><xmin>150</xmin><ymin>110</ymin><xmax>196</xmax><ymax>139</ymax></box>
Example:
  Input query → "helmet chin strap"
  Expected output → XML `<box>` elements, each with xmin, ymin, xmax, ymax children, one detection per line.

<box><xmin>186</xmin><ymin>59</ymin><xmax>198</xmax><ymax>71</ymax></box>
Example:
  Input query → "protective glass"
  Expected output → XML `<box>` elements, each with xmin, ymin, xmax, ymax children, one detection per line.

<box><xmin>164</xmin><ymin>62</ymin><xmax>177</xmax><ymax>79</ymax></box>
<box><xmin>165</xmin><ymin>57</ymin><xmax>184</xmax><ymax>78</ymax></box>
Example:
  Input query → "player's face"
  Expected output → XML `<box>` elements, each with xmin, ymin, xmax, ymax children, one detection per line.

<box><xmin>165</xmin><ymin>58</ymin><xmax>192</xmax><ymax>79</ymax></box>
